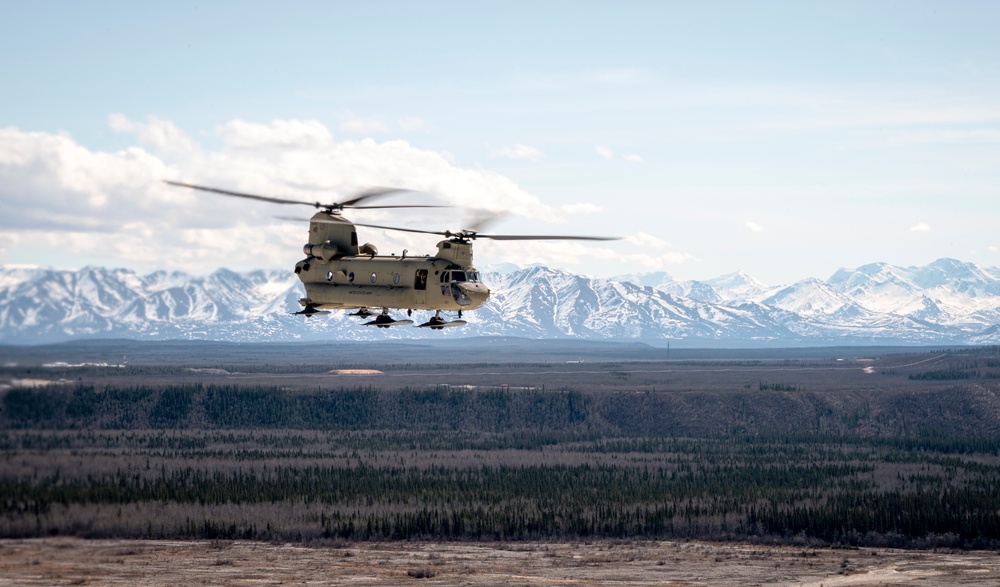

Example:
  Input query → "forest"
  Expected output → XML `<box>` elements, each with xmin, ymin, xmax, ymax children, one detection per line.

<box><xmin>2</xmin><ymin>343</ymin><xmax>1000</xmax><ymax>548</ymax></box>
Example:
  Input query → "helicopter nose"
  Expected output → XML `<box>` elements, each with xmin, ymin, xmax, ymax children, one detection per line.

<box><xmin>455</xmin><ymin>282</ymin><xmax>490</xmax><ymax>309</ymax></box>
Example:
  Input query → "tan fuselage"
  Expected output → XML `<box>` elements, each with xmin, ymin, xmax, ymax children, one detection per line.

<box><xmin>296</xmin><ymin>212</ymin><xmax>489</xmax><ymax>312</ymax></box>
<box><xmin>295</xmin><ymin>255</ymin><xmax>489</xmax><ymax>311</ymax></box>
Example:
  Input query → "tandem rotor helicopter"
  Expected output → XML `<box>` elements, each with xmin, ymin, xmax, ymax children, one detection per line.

<box><xmin>165</xmin><ymin>180</ymin><xmax>618</xmax><ymax>330</ymax></box>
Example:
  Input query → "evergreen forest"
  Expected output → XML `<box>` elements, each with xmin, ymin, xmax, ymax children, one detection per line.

<box><xmin>3</xmin><ymin>364</ymin><xmax>1000</xmax><ymax>549</ymax></box>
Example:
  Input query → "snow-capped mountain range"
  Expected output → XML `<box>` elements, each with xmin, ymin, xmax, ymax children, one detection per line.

<box><xmin>1</xmin><ymin>258</ymin><xmax>999</xmax><ymax>345</ymax></box>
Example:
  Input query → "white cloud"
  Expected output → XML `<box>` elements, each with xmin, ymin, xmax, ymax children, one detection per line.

<box><xmin>595</xmin><ymin>145</ymin><xmax>614</xmax><ymax>159</ymax></box>
<box><xmin>626</xmin><ymin>232</ymin><xmax>671</xmax><ymax>249</ymax></box>
<box><xmin>0</xmin><ymin>232</ymin><xmax>19</xmax><ymax>257</ymax></box>
<box><xmin>491</xmin><ymin>144</ymin><xmax>545</xmax><ymax>161</ymax></box>
<box><xmin>108</xmin><ymin>114</ymin><xmax>199</xmax><ymax>157</ymax></box>
<box><xmin>0</xmin><ymin>118</ymin><xmax>567</xmax><ymax>273</ymax></box>
<box><xmin>910</xmin><ymin>222</ymin><xmax>931</xmax><ymax>232</ymax></box>
<box><xmin>216</xmin><ymin>119</ymin><xmax>332</xmax><ymax>150</ymax></box>
<box><xmin>989</xmin><ymin>245</ymin><xmax>999</xmax><ymax>253</ymax></box>
<box><xmin>560</xmin><ymin>202</ymin><xmax>603</xmax><ymax>215</ymax></box>
<box><xmin>745</xmin><ymin>221</ymin><xmax>765</xmax><ymax>233</ymax></box>
<box><xmin>339</xmin><ymin>116</ymin><xmax>390</xmax><ymax>134</ymax></box>
<box><xmin>622</xmin><ymin>154</ymin><xmax>644</xmax><ymax>163</ymax></box>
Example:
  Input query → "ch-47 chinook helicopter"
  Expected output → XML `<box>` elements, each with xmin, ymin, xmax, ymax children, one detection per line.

<box><xmin>165</xmin><ymin>180</ymin><xmax>618</xmax><ymax>330</ymax></box>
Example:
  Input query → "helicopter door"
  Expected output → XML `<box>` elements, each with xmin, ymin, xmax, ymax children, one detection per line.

<box><xmin>413</xmin><ymin>269</ymin><xmax>428</xmax><ymax>306</ymax></box>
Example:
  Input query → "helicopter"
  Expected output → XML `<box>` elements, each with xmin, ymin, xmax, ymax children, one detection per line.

<box><xmin>165</xmin><ymin>180</ymin><xmax>618</xmax><ymax>329</ymax></box>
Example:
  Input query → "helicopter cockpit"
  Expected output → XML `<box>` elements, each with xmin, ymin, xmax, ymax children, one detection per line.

<box><xmin>438</xmin><ymin>267</ymin><xmax>487</xmax><ymax>307</ymax></box>
<box><xmin>440</xmin><ymin>269</ymin><xmax>481</xmax><ymax>284</ymax></box>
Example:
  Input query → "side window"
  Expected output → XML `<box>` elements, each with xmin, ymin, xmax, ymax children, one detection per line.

<box><xmin>414</xmin><ymin>269</ymin><xmax>428</xmax><ymax>291</ymax></box>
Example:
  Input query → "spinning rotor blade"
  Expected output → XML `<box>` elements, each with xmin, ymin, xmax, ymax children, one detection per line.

<box><xmin>463</xmin><ymin>210</ymin><xmax>508</xmax><ymax>234</ymax></box>
<box><xmin>468</xmin><ymin>234</ymin><xmax>618</xmax><ymax>241</ymax></box>
<box><xmin>164</xmin><ymin>180</ymin><xmax>435</xmax><ymax>211</ymax></box>
<box><xmin>303</xmin><ymin>216</ymin><xmax>619</xmax><ymax>242</ymax></box>
<box><xmin>164</xmin><ymin>180</ymin><xmax>316</xmax><ymax>206</ymax></box>
<box><xmin>300</xmin><ymin>216</ymin><xmax>454</xmax><ymax>236</ymax></box>
<box><xmin>338</xmin><ymin>186</ymin><xmax>418</xmax><ymax>208</ymax></box>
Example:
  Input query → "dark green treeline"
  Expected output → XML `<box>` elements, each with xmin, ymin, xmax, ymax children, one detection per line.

<box><xmin>2</xmin><ymin>383</ymin><xmax>1000</xmax><ymax>548</ymax></box>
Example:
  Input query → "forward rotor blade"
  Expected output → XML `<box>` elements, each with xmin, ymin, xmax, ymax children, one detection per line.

<box><xmin>276</xmin><ymin>215</ymin><xmax>352</xmax><ymax>224</ymax></box>
<box><xmin>282</xmin><ymin>216</ymin><xmax>449</xmax><ymax>235</ymax></box>
<box><xmin>339</xmin><ymin>187</ymin><xmax>415</xmax><ymax>208</ymax></box>
<box><xmin>280</xmin><ymin>215</ymin><xmax>619</xmax><ymax>241</ymax></box>
<box><xmin>165</xmin><ymin>181</ymin><xmax>433</xmax><ymax>210</ymax></box>
<box><xmin>164</xmin><ymin>180</ymin><xmax>318</xmax><ymax>207</ymax></box>
<box><xmin>463</xmin><ymin>210</ymin><xmax>508</xmax><ymax>234</ymax></box>
<box><xmin>350</xmin><ymin>221</ymin><xmax>452</xmax><ymax>237</ymax></box>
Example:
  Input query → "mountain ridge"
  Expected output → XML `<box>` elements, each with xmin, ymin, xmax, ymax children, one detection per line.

<box><xmin>1</xmin><ymin>258</ymin><xmax>998</xmax><ymax>345</ymax></box>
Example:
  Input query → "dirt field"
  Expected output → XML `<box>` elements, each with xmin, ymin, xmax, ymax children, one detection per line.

<box><xmin>2</xmin><ymin>538</ymin><xmax>998</xmax><ymax>586</ymax></box>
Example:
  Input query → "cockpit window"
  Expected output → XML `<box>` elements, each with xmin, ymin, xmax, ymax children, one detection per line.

<box><xmin>451</xmin><ymin>270</ymin><xmax>467</xmax><ymax>283</ymax></box>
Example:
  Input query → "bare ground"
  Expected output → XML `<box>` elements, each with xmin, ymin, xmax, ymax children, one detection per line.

<box><xmin>2</xmin><ymin>538</ymin><xmax>999</xmax><ymax>586</ymax></box>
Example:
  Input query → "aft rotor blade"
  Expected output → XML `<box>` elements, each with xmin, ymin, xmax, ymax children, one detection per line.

<box><xmin>475</xmin><ymin>234</ymin><xmax>620</xmax><ymax>241</ymax></box>
<box><xmin>348</xmin><ymin>204</ymin><xmax>447</xmax><ymax>210</ymax></box>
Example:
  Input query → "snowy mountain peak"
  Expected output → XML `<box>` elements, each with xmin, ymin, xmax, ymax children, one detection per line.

<box><xmin>910</xmin><ymin>258</ymin><xmax>997</xmax><ymax>291</ymax></box>
<box><xmin>2</xmin><ymin>259</ymin><xmax>1000</xmax><ymax>345</ymax></box>
<box><xmin>702</xmin><ymin>270</ymin><xmax>765</xmax><ymax>290</ymax></box>
<box><xmin>610</xmin><ymin>271</ymin><xmax>675</xmax><ymax>289</ymax></box>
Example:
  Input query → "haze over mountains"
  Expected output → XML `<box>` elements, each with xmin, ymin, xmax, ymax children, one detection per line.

<box><xmin>2</xmin><ymin>258</ymin><xmax>999</xmax><ymax>346</ymax></box>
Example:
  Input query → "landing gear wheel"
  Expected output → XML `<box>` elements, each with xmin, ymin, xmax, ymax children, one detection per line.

<box><xmin>362</xmin><ymin>308</ymin><xmax>414</xmax><ymax>328</ymax></box>
<box><xmin>416</xmin><ymin>310</ymin><xmax>468</xmax><ymax>330</ymax></box>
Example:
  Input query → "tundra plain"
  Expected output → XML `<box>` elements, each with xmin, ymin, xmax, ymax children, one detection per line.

<box><xmin>2</xmin><ymin>340</ymin><xmax>1000</xmax><ymax>584</ymax></box>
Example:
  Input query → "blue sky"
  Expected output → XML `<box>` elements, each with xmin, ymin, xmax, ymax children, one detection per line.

<box><xmin>2</xmin><ymin>1</ymin><xmax>999</xmax><ymax>284</ymax></box>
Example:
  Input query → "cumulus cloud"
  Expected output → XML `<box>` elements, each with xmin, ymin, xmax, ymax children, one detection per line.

<box><xmin>989</xmin><ymin>245</ymin><xmax>999</xmax><ymax>252</ymax></box>
<box><xmin>216</xmin><ymin>119</ymin><xmax>332</xmax><ymax>150</ymax></box>
<box><xmin>626</xmin><ymin>232</ymin><xmax>671</xmax><ymax>249</ymax></box>
<box><xmin>622</xmin><ymin>154</ymin><xmax>644</xmax><ymax>163</ymax></box>
<box><xmin>0</xmin><ymin>232</ymin><xmax>19</xmax><ymax>256</ymax></box>
<box><xmin>0</xmin><ymin>118</ymin><xmax>572</xmax><ymax>272</ymax></box>
<box><xmin>745</xmin><ymin>221</ymin><xmax>765</xmax><ymax>233</ymax></box>
<box><xmin>108</xmin><ymin>114</ymin><xmax>199</xmax><ymax>157</ymax></box>
<box><xmin>910</xmin><ymin>221</ymin><xmax>931</xmax><ymax>232</ymax></box>
<box><xmin>595</xmin><ymin>145</ymin><xmax>614</xmax><ymax>159</ymax></box>
<box><xmin>491</xmin><ymin>144</ymin><xmax>544</xmax><ymax>161</ymax></box>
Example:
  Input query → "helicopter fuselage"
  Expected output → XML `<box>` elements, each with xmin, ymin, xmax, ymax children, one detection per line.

<box><xmin>294</xmin><ymin>210</ymin><xmax>490</xmax><ymax>314</ymax></box>
<box><xmin>295</xmin><ymin>254</ymin><xmax>490</xmax><ymax>312</ymax></box>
